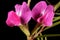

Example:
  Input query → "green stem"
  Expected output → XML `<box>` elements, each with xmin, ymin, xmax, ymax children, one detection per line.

<box><xmin>38</xmin><ymin>34</ymin><xmax>60</xmax><ymax>38</ymax></box>
<box><xmin>44</xmin><ymin>21</ymin><xmax>60</xmax><ymax>31</ymax></box>
<box><xmin>53</xmin><ymin>16</ymin><xmax>60</xmax><ymax>22</ymax></box>
<box><xmin>54</xmin><ymin>2</ymin><xmax>60</xmax><ymax>11</ymax></box>
<box><xmin>45</xmin><ymin>37</ymin><xmax>47</xmax><ymax>40</ymax></box>
<box><xmin>41</xmin><ymin>37</ymin><xmax>43</xmax><ymax>40</ymax></box>
<box><xmin>37</xmin><ymin>38</ymin><xmax>40</xmax><ymax>40</ymax></box>
<box><xmin>40</xmin><ymin>33</ymin><xmax>43</xmax><ymax>40</ymax></box>
<box><xmin>31</xmin><ymin>24</ymin><xmax>41</xmax><ymax>36</ymax></box>
<box><xmin>46</xmin><ymin>0</ymin><xmax>51</xmax><ymax>4</ymax></box>
<box><xmin>33</xmin><ymin>27</ymin><xmax>45</xmax><ymax>38</ymax></box>
<box><xmin>55</xmin><ymin>13</ymin><xmax>60</xmax><ymax>15</ymax></box>
<box><xmin>27</xmin><ymin>0</ymin><xmax>31</xmax><ymax>6</ymax></box>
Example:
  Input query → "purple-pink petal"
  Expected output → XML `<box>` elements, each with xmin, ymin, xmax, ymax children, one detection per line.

<box><xmin>32</xmin><ymin>1</ymin><xmax>47</xmax><ymax>20</ymax></box>
<box><xmin>32</xmin><ymin>1</ymin><xmax>54</xmax><ymax>26</ymax></box>
<box><xmin>21</xmin><ymin>11</ymin><xmax>32</xmax><ymax>24</ymax></box>
<box><xmin>15</xmin><ymin>4</ymin><xmax>21</xmax><ymax>17</ymax></box>
<box><xmin>21</xmin><ymin>2</ymin><xmax>30</xmax><ymax>14</ymax></box>
<box><xmin>37</xmin><ymin>5</ymin><xmax>54</xmax><ymax>26</ymax></box>
<box><xmin>42</xmin><ymin>5</ymin><xmax>54</xmax><ymax>26</ymax></box>
<box><xmin>20</xmin><ymin>2</ymin><xmax>32</xmax><ymax>24</ymax></box>
<box><xmin>14</xmin><ymin>2</ymin><xmax>31</xmax><ymax>24</ymax></box>
<box><xmin>6</xmin><ymin>11</ymin><xmax>21</xmax><ymax>27</ymax></box>
<box><xmin>6</xmin><ymin>2</ymin><xmax>32</xmax><ymax>27</ymax></box>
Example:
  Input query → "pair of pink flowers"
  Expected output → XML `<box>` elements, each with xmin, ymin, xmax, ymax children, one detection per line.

<box><xmin>6</xmin><ymin>1</ymin><xmax>54</xmax><ymax>27</ymax></box>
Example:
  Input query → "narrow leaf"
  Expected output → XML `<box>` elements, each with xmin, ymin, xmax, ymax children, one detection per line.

<box><xmin>53</xmin><ymin>16</ymin><xmax>60</xmax><ymax>22</ymax></box>
<box><xmin>45</xmin><ymin>37</ymin><xmax>47</xmax><ymax>40</ymax></box>
<box><xmin>37</xmin><ymin>38</ymin><xmax>40</xmax><ymax>40</ymax></box>
<box><xmin>38</xmin><ymin>34</ymin><xmax>60</xmax><ymax>37</ymax></box>
<box><xmin>54</xmin><ymin>2</ymin><xmax>60</xmax><ymax>11</ymax></box>
<box><xmin>44</xmin><ymin>21</ymin><xmax>60</xmax><ymax>31</ymax></box>
<box><xmin>55</xmin><ymin>13</ymin><xmax>60</xmax><ymax>15</ymax></box>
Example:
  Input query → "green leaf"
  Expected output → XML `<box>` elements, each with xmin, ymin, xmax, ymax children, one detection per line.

<box><xmin>55</xmin><ymin>13</ymin><xmax>60</xmax><ymax>15</ymax></box>
<box><xmin>37</xmin><ymin>34</ymin><xmax>60</xmax><ymax>38</ymax></box>
<box><xmin>19</xmin><ymin>25</ymin><xmax>30</xmax><ymax>36</ymax></box>
<box><xmin>44</xmin><ymin>21</ymin><xmax>60</xmax><ymax>31</ymax></box>
<box><xmin>54</xmin><ymin>2</ymin><xmax>60</xmax><ymax>11</ymax></box>
<box><xmin>53</xmin><ymin>16</ymin><xmax>60</xmax><ymax>22</ymax></box>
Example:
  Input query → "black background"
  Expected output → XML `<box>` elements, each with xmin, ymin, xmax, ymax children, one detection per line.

<box><xmin>0</xmin><ymin>0</ymin><xmax>60</xmax><ymax>40</ymax></box>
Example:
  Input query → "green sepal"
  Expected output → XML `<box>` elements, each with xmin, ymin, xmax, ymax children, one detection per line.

<box><xmin>19</xmin><ymin>25</ymin><xmax>30</xmax><ymax>36</ymax></box>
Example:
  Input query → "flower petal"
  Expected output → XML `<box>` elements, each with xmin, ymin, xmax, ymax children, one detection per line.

<box><xmin>20</xmin><ymin>2</ymin><xmax>31</xmax><ymax>24</ymax></box>
<box><xmin>21</xmin><ymin>2</ymin><xmax>30</xmax><ymax>15</ymax></box>
<box><xmin>37</xmin><ymin>16</ymin><xmax>43</xmax><ymax>24</ymax></box>
<box><xmin>21</xmin><ymin>11</ymin><xmax>32</xmax><ymax>24</ymax></box>
<box><xmin>32</xmin><ymin>1</ymin><xmax>47</xmax><ymax>20</ymax></box>
<box><xmin>15</xmin><ymin>4</ymin><xmax>22</xmax><ymax>16</ymax></box>
<box><xmin>42</xmin><ymin>5</ymin><xmax>54</xmax><ymax>26</ymax></box>
<box><xmin>6</xmin><ymin>11</ymin><xmax>21</xmax><ymax>27</ymax></box>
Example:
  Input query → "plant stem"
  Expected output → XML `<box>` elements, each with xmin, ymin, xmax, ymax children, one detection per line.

<box><xmin>27</xmin><ymin>0</ymin><xmax>31</xmax><ymax>6</ymax></box>
<box><xmin>27</xmin><ymin>36</ymin><xmax>34</xmax><ymax>40</ymax></box>
<box><xmin>31</xmin><ymin>23</ymin><xmax>41</xmax><ymax>36</ymax></box>
<box><xmin>37</xmin><ymin>38</ymin><xmax>40</xmax><ymax>40</ymax></box>
<box><xmin>33</xmin><ymin>26</ymin><xmax>45</xmax><ymax>38</ymax></box>
<box><xmin>40</xmin><ymin>33</ymin><xmax>43</xmax><ymax>40</ymax></box>
<box><xmin>45</xmin><ymin>37</ymin><xmax>47</xmax><ymax>40</ymax></box>
<box><xmin>46</xmin><ymin>0</ymin><xmax>51</xmax><ymax>4</ymax></box>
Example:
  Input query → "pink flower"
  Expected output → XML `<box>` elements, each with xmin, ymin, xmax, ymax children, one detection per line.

<box><xmin>6</xmin><ymin>11</ymin><xmax>21</xmax><ymax>27</ymax></box>
<box><xmin>6</xmin><ymin>2</ymin><xmax>31</xmax><ymax>27</ymax></box>
<box><xmin>32</xmin><ymin>1</ymin><xmax>54</xmax><ymax>26</ymax></box>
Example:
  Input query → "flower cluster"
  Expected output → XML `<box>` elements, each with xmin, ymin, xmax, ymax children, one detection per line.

<box><xmin>6</xmin><ymin>1</ymin><xmax>54</xmax><ymax>27</ymax></box>
<box><xmin>6</xmin><ymin>2</ymin><xmax>32</xmax><ymax>27</ymax></box>
<box><xmin>5</xmin><ymin>1</ymin><xmax>55</xmax><ymax>40</ymax></box>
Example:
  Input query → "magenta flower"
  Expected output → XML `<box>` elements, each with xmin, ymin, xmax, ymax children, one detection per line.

<box><xmin>32</xmin><ymin>1</ymin><xmax>54</xmax><ymax>26</ymax></box>
<box><xmin>6</xmin><ymin>2</ymin><xmax>31</xmax><ymax>27</ymax></box>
